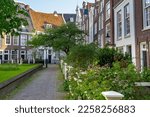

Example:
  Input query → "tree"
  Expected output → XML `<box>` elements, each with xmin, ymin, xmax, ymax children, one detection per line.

<box><xmin>0</xmin><ymin>0</ymin><xmax>28</xmax><ymax>35</ymax></box>
<box><xmin>66</xmin><ymin>44</ymin><xmax>98</xmax><ymax>69</ymax></box>
<box><xmin>29</xmin><ymin>23</ymin><xmax>85</xmax><ymax>55</ymax></box>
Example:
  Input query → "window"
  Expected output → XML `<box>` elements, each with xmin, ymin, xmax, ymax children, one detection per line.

<box><xmin>21</xmin><ymin>35</ymin><xmax>27</xmax><ymax>46</ymax></box>
<box><xmin>100</xmin><ymin>0</ymin><xmax>104</xmax><ymax>12</ymax></box>
<box><xmin>44</xmin><ymin>24</ymin><xmax>52</xmax><ymax>29</ymax></box>
<box><xmin>124</xmin><ymin>4</ymin><xmax>130</xmax><ymax>36</ymax></box>
<box><xmin>20</xmin><ymin>50</ymin><xmax>26</xmax><ymax>60</ymax></box>
<box><xmin>0</xmin><ymin>51</ymin><xmax>2</xmax><ymax>60</ymax></box>
<box><xmin>11</xmin><ymin>50</ymin><xmax>18</xmax><ymax>60</ymax></box>
<box><xmin>70</xmin><ymin>17</ymin><xmax>74</xmax><ymax>22</ymax></box>
<box><xmin>143</xmin><ymin>0</ymin><xmax>150</xmax><ymax>27</ymax></box>
<box><xmin>106</xmin><ymin>1</ymin><xmax>110</xmax><ymax>20</ymax></box>
<box><xmin>118</xmin><ymin>47</ymin><xmax>124</xmax><ymax>53</ymax></box>
<box><xmin>13</xmin><ymin>36</ymin><xmax>19</xmax><ymax>45</ymax></box>
<box><xmin>4</xmin><ymin>50</ymin><xmax>9</xmax><ymax>61</ymax></box>
<box><xmin>117</xmin><ymin>10</ymin><xmax>122</xmax><ymax>39</ymax></box>
<box><xmin>127</xmin><ymin>45</ymin><xmax>132</xmax><ymax>58</ymax></box>
<box><xmin>99</xmin><ymin>13</ymin><xmax>103</xmax><ymax>30</ymax></box>
<box><xmin>6</xmin><ymin>35</ymin><xmax>11</xmax><ymax>45</ymax></box>
<box><xmin>106</xmin><ymin>23</ymin><xmax>110</xmax><ymax>43</ymax></box>
<box><xmin>94</xmin><ymin>23</ymin><xmax>97</xmax><ymax>34</ymax></box>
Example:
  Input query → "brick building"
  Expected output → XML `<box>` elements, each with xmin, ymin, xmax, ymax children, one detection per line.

<box><xmin>135</xmin><ymin>0</ymin><xmax>150</xmax><ymax>70</ymax></box>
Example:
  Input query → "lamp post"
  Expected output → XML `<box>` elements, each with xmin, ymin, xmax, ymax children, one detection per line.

<box><xmin>14</xmin><ymin>49</ymin><xmax>17</xmax><ymax>64</ymax></box>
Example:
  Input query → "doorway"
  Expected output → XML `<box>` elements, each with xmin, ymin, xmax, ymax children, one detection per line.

<box><xmin>48</xmin><ymin>55</ymin><xmax>51</xmax><ymax>63</ymax></box>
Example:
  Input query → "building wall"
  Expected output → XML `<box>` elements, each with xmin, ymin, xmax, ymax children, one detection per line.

<box><xmin>114</xmin><ymin>0</ymin><xmax>136</xmax><ymax>64</ymax></box>
<box><xmin>135</xmin><ymin>0</ymin><xmax>150</xmax><ymax>69</ymax></box>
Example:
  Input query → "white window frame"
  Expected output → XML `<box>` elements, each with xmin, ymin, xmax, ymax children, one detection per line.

<box><xmin>5</xmin><ymin>35</ymin><xmax>11</xmax><ymax>45</ymax></box>
<box><xmin>124</xmin><ymin>3</ymin><xmax>130</xmax><ymax>36</ymax></box>
<box><xmin>105</xmin><ymin>1</ymin><xmax>110</xmax><ymax>20</ymax></box>
<box><xmin>100</xmin><ymin>0</ymin><xmax>104</xmax><ymax>13</ymax></box>
<box><xmin>143</xmin><ymin>0</ymin><xmax>150</xmax><ymax>29</ymax></box>
<box><xmin>13</xmin><ymin>36</ymin><xmax>19</xmax><ymax>45</ymax></box>
<box><xmin>21</xmin><ymin>34</ymin><xmax>27</xmax><ymax>46</ymax></box>
<box><xmin>4</xmin><ymin>50</ymin><xmax>9</xmax><ymax>61</ymax></box>
<box><xmin>117</xmin><ymin>10</ymin><xmax>122</xmax><ymax>40</ymax></box>
<box><xmin>94</xmin><ymin>22</ymin><xmax>97</xmax><ymax>35</ymax></box>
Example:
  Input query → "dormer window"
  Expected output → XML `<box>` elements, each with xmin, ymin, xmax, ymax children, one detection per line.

<box><xmin>44</xmin><ymin>24</ymin><xmax>52</xmax><ymax>29</ymax></box>
<box><xmin>70</xmin><ymin>17</ymin><xmax>74</xmax><ymax>22</ymax></box>
<box><xmin>21</xmin><ymin>25</ymin><xmax>28</xmax><ymax>32</ymax></box>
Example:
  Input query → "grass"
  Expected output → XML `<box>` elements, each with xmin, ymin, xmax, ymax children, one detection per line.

<box><xmin>0</xmin><ymin>64</ymin><xmax>40</xmax><ymax>83</ymax></box>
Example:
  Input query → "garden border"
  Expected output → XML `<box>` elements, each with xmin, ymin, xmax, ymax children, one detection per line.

<box><xmin>0</xmin><ymin>64</ymin><xmax>43</xmax><ymax>99</ymax></box>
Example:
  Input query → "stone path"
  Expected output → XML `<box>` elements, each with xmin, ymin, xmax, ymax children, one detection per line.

<box><xmin>10</xmin><ymin>65</ymin><xmax>65</xmax><ymax>100</ymax></box>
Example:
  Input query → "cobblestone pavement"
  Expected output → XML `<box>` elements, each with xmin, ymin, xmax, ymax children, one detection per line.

<box><xmin>10</xmin><ymin>65</ymin><xmax>65</xmax><ymax>100</ymax></box>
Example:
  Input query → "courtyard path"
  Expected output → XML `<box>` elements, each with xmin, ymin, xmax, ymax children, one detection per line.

<box><xmin>10</xmin><ymin>65</ymin><xmax>65</xmax><ymax>100</ymax></box>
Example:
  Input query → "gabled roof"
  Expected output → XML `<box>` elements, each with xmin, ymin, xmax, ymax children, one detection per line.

<box><xmin>29</xmin><ymin>9</ymin><xmax>64</xmax><ymax>31</ymax></box>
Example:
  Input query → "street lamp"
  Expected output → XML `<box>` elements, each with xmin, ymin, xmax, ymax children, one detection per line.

<box><xmin>14</xmin><ymin>49</ymin><xmax>17</xmax><ymax>64</ymax></box>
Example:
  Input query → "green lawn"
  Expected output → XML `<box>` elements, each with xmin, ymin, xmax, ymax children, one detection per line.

<box><xmin>0</xmin><ymin>64</ymin><xmax>40</xmax><ymax>83</ymax></box>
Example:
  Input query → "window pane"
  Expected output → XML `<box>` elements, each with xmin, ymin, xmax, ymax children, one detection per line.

<box><xmin>6</xmin><ymin>35</ymin><xmax>11</xmax><ymax>44</ymax></box>
<box><xmin>21</xmin><ymin>35</ymin><xmax>27</xmax><ymax>46</ymax></box>
<box><xmin>124</xmin><ymin>4</ymin><xmax>130</xmax><ymax>35</ymax></box>
<box><xmin>13</xmin><ymin>36</ymin><xmax>19</xmax><ymax>45</ymax></box>
<box><xmin>145</xmin><ymin>0</ymin><xmax>150</xmax><ymax>7</ymax></box>
<box><xmin>117</xmin><ymin>10</ymin><xmax>122</xmax><ymax>38</ymax></box>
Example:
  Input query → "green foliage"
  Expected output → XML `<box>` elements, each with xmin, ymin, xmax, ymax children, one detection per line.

<box><xmin>0</xmin><ymin>64</ymin><xmax>19</xmax><ymax>71</ymax></box>
<box><xmin>30</xmin><ymin>23</ymin><xmax>85</xmax><ymax>55</ymax></box>
<box><xmin>97</xmin><ymin>47</ymin><xmax>131</xmax><ymax>67</ymax></box>
<box><xmin>66</xmin><ymin>62</ymin><xmax>139</xmax><ymax>100</ymax></box>
<box><xmin>0</xmin><ymin>0</ymin><xmax>28</xmax><ymax>35</ymax></box>
<box><xmin>28</xmin><ymin>33</ymin><xmax>50</xmax><ymax>47</ymax></box>
<box><xmin>0</xmin><ymin>64</ymin><xmax>39</xmax><ymax>83</ymax></box>
<box><xmin>140</xmin><ymin>68</ymin><xmax>150</xmax><ymax>82</ymax></box>
<box><xmin>63</xmin><ymin>80</ymin><xmax>69</xmax><ymax>91</ymax></box>
<box><xmin>66</xmin><ymin>44</ymin><xmax>98</xmax><ymax>69</ymax></box>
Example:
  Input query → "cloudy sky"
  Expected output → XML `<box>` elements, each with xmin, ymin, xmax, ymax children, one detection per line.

<box><xmin>17</xmin><ymin>0</ymin><xmax>95</xmax><ymax>13</ymax></box>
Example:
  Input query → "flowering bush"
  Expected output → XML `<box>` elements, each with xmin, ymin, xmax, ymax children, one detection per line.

<box><xmin>67</xmin><ymin>62</ymin><xmax>139</xmax><ymax>100</ymax></box>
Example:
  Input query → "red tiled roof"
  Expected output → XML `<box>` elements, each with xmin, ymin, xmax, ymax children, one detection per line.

<box><xmin>29</xmin><ymin>9</ymin><xmax>64</xmax><ymax>31</ymax></box>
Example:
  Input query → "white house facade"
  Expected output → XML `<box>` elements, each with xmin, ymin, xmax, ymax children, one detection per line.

<box><xmin>114</xmin><ymin>0</ymin><xmax>136</xmax><ymax>65</ymax></box>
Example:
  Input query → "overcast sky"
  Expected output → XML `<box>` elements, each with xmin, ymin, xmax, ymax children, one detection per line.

<box><xmin>17</xmin><ymin>0</ymin><xmax>95</xmax><ymax>13</ymax></box>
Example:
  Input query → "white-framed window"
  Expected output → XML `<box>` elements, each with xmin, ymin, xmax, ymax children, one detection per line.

<box><xmin>11</xmin><ymin>50</ymin><xmax>18</xmax><ymax>60</ymax></box>
<box><xmin>5</xmin><ymin>35</ymin><xmax>11</xmax><ymax>45</ymax></box>
<box><xmin>143</xmin><ymin>0</ymin><xmax>150</xmax><ymax>28</ymax></box>
<box><xmin>4</xmin><ymin>50</ymin><xmax>9</xmax><ymax>61</ymax></box>
<box><xmin>13</xmin><ymin>36</ymin><xmax>19</xmax><ymax>45</ymax></box>
<box><xmin>124</xmin><ymin>4</ymin><xmax>130</xmax><ymax>36</ymax></box>
<box><xmin>20</xmin><ymin>50</ymin><xmax>26</xmax><ymax>60</ymax></box>
<box><xmin>44</xmin><ymin>24</ymin><xmax>52</xmax><ymax>29</ymax></box>
<box><xmin>94</xmin><ymin>22</ymin><xmax>97</xmax><ymax>35</ymax></box>
<box><xmin>117</xmin><ymin>10</ymin><xmax>122</xmax><ymax>39</ymax></box>
<box><xmin>118</xmin><ymin>46</ymin><xmax>124</xmax><ymax>53</ymax></box>
<box><xmin>100</xmin><ymin>0</ymin><xmax>104</xmax><ymax>12</ymax></box>
<box><xmin>99</xmin><ymin>13</ymin><xmax>103</xmax><ymax>30</ymax></box>
<box><xmin>70</xmin><ymin>17</ymin><xmax>74</xmax><ymax>22</ymax></box>
<box><xmin>0</xmin><ymin>50</ymin><xmax>3</xmax><ymax>61</ymax></box>
<box><xmin>0</xmin><ymin>35</ymin><xmax>2</xmax><ymax>48</ymax></box>
<box><xmin>106</xmin><ymin>1</ymin><xmax>110</xmax><ymax>20</ymax></box>
<box><xmin>21</xmin><ymin>34</ymin><xmax>27</xmax><ymax>46</ymax></box>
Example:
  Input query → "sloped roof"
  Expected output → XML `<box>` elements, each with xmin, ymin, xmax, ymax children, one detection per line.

<box><xmin>29</xmin><ymin>9</ymin><xmax>64</xmax><ymax>31</ymax></box>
